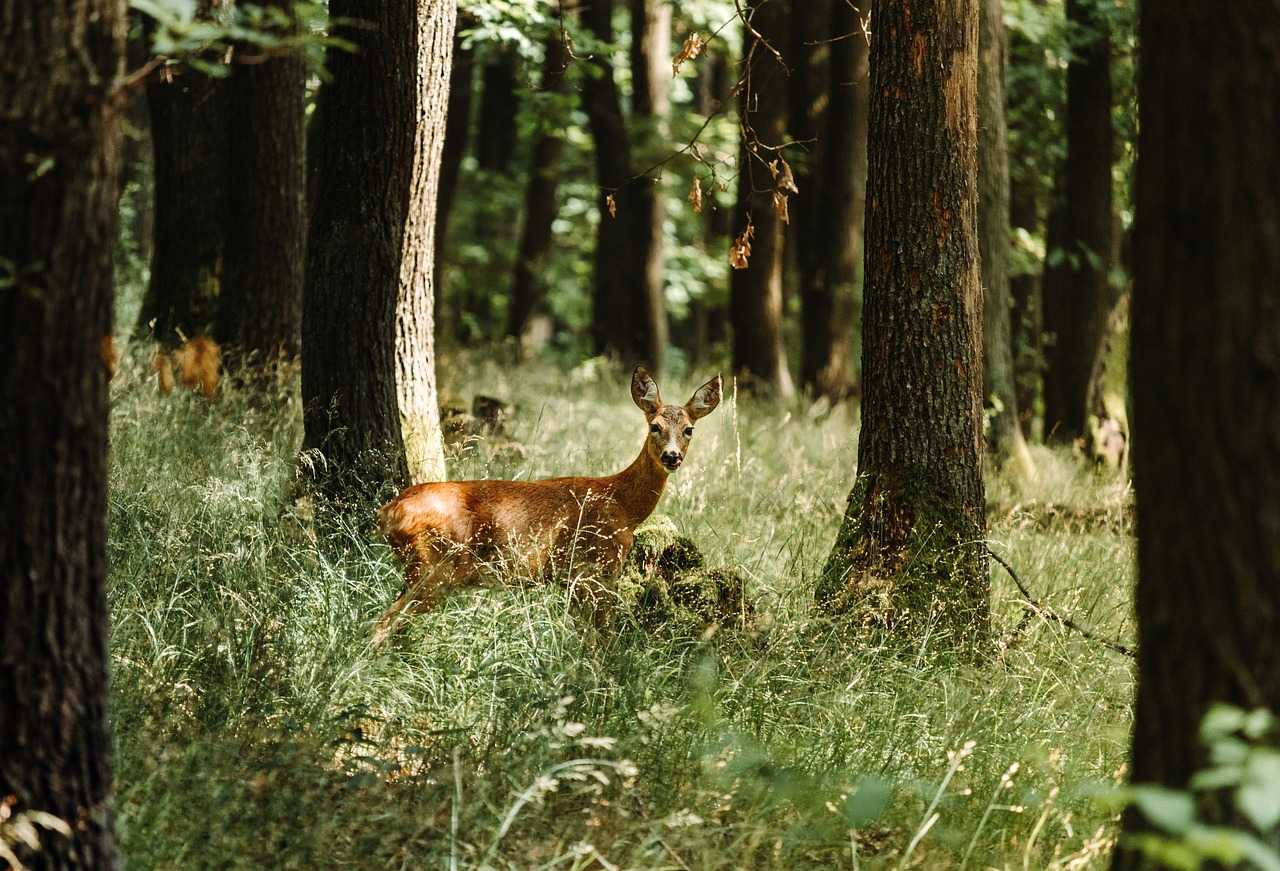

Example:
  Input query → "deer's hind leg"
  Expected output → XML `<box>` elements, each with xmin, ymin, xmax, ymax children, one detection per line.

<box><xmin>372</xmin><ymin>537</ymin><xmax>478</xmax><ymax>646</ymax></box>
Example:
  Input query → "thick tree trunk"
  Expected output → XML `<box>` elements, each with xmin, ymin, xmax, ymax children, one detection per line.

<box><xmin>433</xmin><ymin>20</ymin><xmax>475</xmax><ymax>315</ymax></box>
<box><xmin>581</xmin><ymin>0</ymin><xmax>654</xmax><ymax>363</ymax></box>
<box><xmin>508</xmin><ymin>33</ymin><xmax>569</xmax><ymax>349</ymax></box>
<box><xmin>302</xmin><ymin>0</ymin><xmax>453</xmax><ymax>507</ymax></box>
<box><xmin>818</xmin><ymin>0</ymin><xmax>988</xmax><ymax>646</ymax></box>
<box><xmin>475</xmin><ymin>48</ymin><xmax>518</xmax><ymax>173</ymax></box>
<box><xmin>799</xmin><ymin>0</ymin><xmax>869</xmax><ymax>400</ymax></box>
<box><xmin>1009</xmin><ymin>176</ymin><xmax>1042</xmax><ymax>438</ymax></box>
<box><xmin>1041</xmin><ymin>0</ymin><xmax>1113</xmax><ymax>442</ymax></box>
<box><xmin>1117</xmin><ymin>5</ymin><xmax>1280</xmax><ymax>865</ymax></box>
<box><xmin>217</xmin><ymin>0</ymin><xmax>307</xmax><ymax>365</ymax></box>
<box><xmin>139</xmin><ymin>46</ymin><xmax>229</xmax><ymax>343</ymax></box>
<box><xmin>978</xmin><ymin>0</ymin><xmax>1033</xmax><ymax>474</ymax></box>
<box><xmin>0</xmin><ymin>0</ymin><xmax>123</xmax><ymax>867</ymax></box>
<box><xmin>730</xmin><ymin>0</ymin><xmax>795</xmax><ymax>397</ymax></box>
<box><xmin>629</xmin><ymin>0</ymin><xmax>672</xmax><ymax>372</ymax></box>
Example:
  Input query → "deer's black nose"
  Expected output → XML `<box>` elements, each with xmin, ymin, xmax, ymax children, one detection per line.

<box><xmin>661</xmin><ymin>451</ymin><xmax>682</xmax><ymax>469</ymax></box>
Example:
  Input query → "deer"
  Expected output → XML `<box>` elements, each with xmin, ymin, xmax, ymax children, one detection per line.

<box><xmin>371</xmin><ymin>366</ymin><xmax>722</xmax><ymax>645</ymax></box>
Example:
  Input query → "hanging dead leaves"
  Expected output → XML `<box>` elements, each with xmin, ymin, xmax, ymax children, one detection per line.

<box><xmin>688</xmin><ymin>177</ymin><xmax>703</xmax><ymax>214</ymax></box>
<box><xmin>768</xmin><ymin>158</ymin><xmax>799</xmax><ymax>224</ymax></box>
<box><xmin>605</xmin><ymin>192</ymin><xmax>618</xmax><ymax>220</ymax></box>
<box><xmin>729</xmin><ymin>222</ymin><xmax>755</xmax><ymax>270</ymax></box>
<box><xmin>672</xmin><ymin>33</ymin><xmax>705</xmax><ymax>77</ymax></box>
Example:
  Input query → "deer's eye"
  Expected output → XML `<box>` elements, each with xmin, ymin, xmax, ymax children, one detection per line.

<box><xmin>649</xmin><ymin>424</ymin><xmax>661</xmax><ymax>435</ymax></box>
<box><xmin>684</xmin><ymin>427</ymin><xmax>694</xmax><ymax>437</ymax></box>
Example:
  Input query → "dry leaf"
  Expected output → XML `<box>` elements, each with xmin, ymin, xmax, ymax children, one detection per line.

<box><xmin>672</xmin><ymin>32</ymin><xmax>705</xmax><ymax>77</ymax></box>
<box><xmin>688</xmin><ymin>177</ymin><xmax>704</xmax><ymax>214</ymax></box>
<box><xmin>729</xmin><ymin>221</ymin><xmax>755</xmax><ymax>270</ymax></box>
<box><xmin>172</xmin><ymin>336</ymin><xmax>221</xmax><ymax>399</ymax></box>
<box><xmin>768</xmin><ymin>158</ymin><xmax>799</xmax><ymax>224</ymax></box>
<box><xmin>605</xmin><ymin>193</ymin><xmax>617</xmax><ymax>220</ymax></box>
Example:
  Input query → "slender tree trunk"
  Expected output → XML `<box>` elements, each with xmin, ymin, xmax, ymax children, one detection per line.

<box><xmin>792</xmin><ymin>0</ymin><xmax>829</xmax><ymax>392</ymax></box>
<box><xmin>800</xmin><ymin>0</ymin><xmax>869</xmax><ymax>400</ymax></box>
<box><xmin>978</xmin><ymin>0</ymin><xmax>1033</xmax><ymax>475</ymax></box>
<box><xmin>0</xmin><ymin>1</ymin><xmax>123</xmax><ymax>866</ymax></box>
<box><xmin>475</xmin><ymin>48</ymin><xmax>518</xmax><ymax>173</ymax></box>
<box><xmin>302</xmin><ymin>0</ymin><xmax>453</xmax><ymax>507</ymax></box>
<box><xmin>1117</xmin><ymin>5</ymin><xmax>1280</xmax><ymax>865</ymax></box>
<box><xmin>508</xmin><ymin>33</ymin><xmax>569</xmax><ymax>349</ymax></box>
<box><xmin>433</xmin><ymin>20</ymin><xmax>475</xmax><ymax>318</ymax></box>
<box><xmin>1041</xmin><ymin>0</ymin><xmax>1113</xmax><ymax>442</ymax></box>
<box><xmin>730</xmin><ymin>0</ymin><xmax>795</xmax><ymax>397</ymax></box>
<box><xmin>629</xmin><ymin>0</ymin><xmax>672</xmax><ymax>372</ymax></box>
<box><xmin>137</xmin><ymin>0</ymin><xmax>231</xmax><ymax>344</ymax></box>
<box><xmin>217</xmin><ymin>0</ymin><xmax>306</xmax><ymax>365</ymax></box>
<box><xmin>581</xmin><ymin>0</ymin><xmax>653</xmax><ymax>363</ymax></box>
<box><xmin>818</xmin><ymin>0</ymin><xmax>988</xmax><ymax>646</ymax></box>
<box><xmin>1009</xmin><ymin>176</ymin><xmax>1042</xmax><ymax>438</ymax></box>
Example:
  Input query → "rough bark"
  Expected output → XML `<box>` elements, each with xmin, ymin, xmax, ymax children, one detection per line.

<box><xmin>1116</xmin><ymin>5</ymin><xmax>1280</xmax><ymax>865</ymax></box>
<box><xmin>0</xmin><ymin>0</ymin><xmax>123</xmax><ymax>866</ymax></box>
<box><xmin>818</xmin><ymin>0</ymin><xmax>988</xmax><ymax>646</ymax></box>
<box><xmin>629</xmin><ymin>0</ymin><xmax>672</xmax><ymax>372</ymax></box>
<box><xmin>508</xmin><ymin>33</ymin><xmax>569</xmax><ymax>349</ymax></box>
<box><xmin>730</xmin><ymin>0</ymin><xmax>795</xmax><ymax>397</ymax></box>
<box><xmin>302</xmin><ymin>0</ymin><xmax>453</xmax><ymax>507</ymax></box>
<box><xmin>217</xmin><ymin>0</ymin><xmax>307</xmax><ymax>365</ymax></box>
<box><xmin>433</xmin><ymin>20</ymin><xmax>475</xmax><ymax>312</ymax></box>
<box><xmin>475</xmin><ymin>47</ymin><xmax>518</xmax><ymax>173</ymax></box>
<box><xmin>581</xmin><ymin>0</ymin><xmax>656</xmax><ymax>364</ymax></box>
<box><xmin>799</xmin><ymin>0</ymin><xmax>870</xmax><ymax>400</ymax></box>
<box><xmin>978</xmin><ymin>0</ymin><xmax>1033</xmax><ymax>475</ymax></box>
<box><xmin>1041</xmin><ymin>0</ymin><xmax>1113</xmax><ymax>442</ymax></box>
<box><xmin>137</xmin><ymin>1</ymin><xmax>230</xmax><ymax>344</ymax></box>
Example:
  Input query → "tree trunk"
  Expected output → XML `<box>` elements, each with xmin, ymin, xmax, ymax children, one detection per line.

<box><xmin>0</xmin><ymin>0</ymin><xmax>123</xmax><ymax>867</ymax></box>
<box><xmin>475</xmin><ymin>48</ymin><xmax>518</xmax><ymax>173</ymax></box>
<box><xmin>138</xmin><ymin>18</ymin><xmax>230</xmax><ymax>344</ymax></box>
<box><xmin>433</xmin><ymin>19</ymin><xmax>475</xmax><ymax>318</ymax></box>
<box><xmin>1009</xmin><ymin>176</ymin><xmax>1042</xmax><ymax>439</ymax></box>
<box><xmin>791</xmin><ymin>0</ymin><xmax>829</xmax><ymax>392</ymax></box>
<box><xmin>799</xmin><ymin>0</ymin><xmax>869</xmax><ymax>400</ymax></box>
<box><xmin>1117</xmin><ymin>5</ymin><xmax>1280</xmax><ymax>865</ymax></box>
<box><xmin>581</xmin><ymin>0</ymin><xmax>654</xmax><ymax>364</ymax></box>
<box><xmin>508</xmin><ymin>32</ymin><xmax>569</xmax><ymax>350</ymax></box>
<box><xmin>729</xmin><ymin>0</ymin><xmax>795</xmax><ymax>397</ymax></box>
<box><xmin>818</xmin><ymin>0</ymin><xmax>988</xmax><ymax>646</ymax></box>
<box><xmin>302</xmin><ymin>0</ymin><xmax>453</xmax><ymax>507</ymax></box>
<box><xmin>1041</xmin><ymin>0</ymin><xmax>1113</xmax><ymax>442</ymax></box>
<box><xmin>978</xmin><ymin>0</ymin><xmax>1033</xmax><ymax>475</ymax></box>
<box><xmin>629</xmin><ymin>0</ymin><xmax>672</xmax><ymax>372</ymax></box>
<box><xmin>217</xmin><ymin>0</ymin><xmax>307</xmax><ymax>366</ymax></box>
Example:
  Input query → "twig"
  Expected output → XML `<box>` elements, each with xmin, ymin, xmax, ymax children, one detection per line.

<box><xmin>987</xmin><ymin>546</ymin><xmax>1134</xmax><ymax>658</ymax></box>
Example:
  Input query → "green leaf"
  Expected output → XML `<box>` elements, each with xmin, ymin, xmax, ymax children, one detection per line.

<box><xmin>1189</xmin><ymin>764</ymin><xmax>1243</xmax><ymax>791</ymax></box>
<box><xmin>843</xmin><ymin>777</ymin><xmax>893</xmax><ymax>827</ymax></box>
<box><xmin>1238</xmin><ymin>749</ymin><xmax>1280</xmax><ymax>830</ymax></box>
<box><xmin>1201</xmin><ymin>704</ymin><xmax>1247</xmax><ymax>743</ymax></box>
<box><xmin>1131</xmin><ymin>785</ymin><xmax>1197</xmax><ymax>834</ymax></box>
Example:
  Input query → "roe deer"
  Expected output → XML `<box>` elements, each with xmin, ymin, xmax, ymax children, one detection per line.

<box><xmin>372</xmin><ymin>366</ymin><xmax>722</xmax><ymax>644</ymax></box>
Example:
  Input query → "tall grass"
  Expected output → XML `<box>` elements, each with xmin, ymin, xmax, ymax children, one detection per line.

<box><xmin>107</xmin><ymin>349</ymin><xmax>1134</xmax><ymax>869</ymax></box>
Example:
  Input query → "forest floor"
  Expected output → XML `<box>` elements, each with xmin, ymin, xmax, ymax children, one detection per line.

<box><xmin>106</xmin><ymin>351</ymin><xmax>1135</xmax><ymax>869</ymax></box>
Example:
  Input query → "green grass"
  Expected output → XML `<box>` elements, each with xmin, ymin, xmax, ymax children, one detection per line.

<box><xmin>106</xmin><ymin>349</ymin><xmax>1135</xmax><ymax>869</ymax></box>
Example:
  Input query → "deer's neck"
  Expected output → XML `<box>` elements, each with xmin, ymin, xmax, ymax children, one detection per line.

<box><xmin>607</xmin><ymin>442</ymin><xmax>669</xmax><ymax>527</ymax></box>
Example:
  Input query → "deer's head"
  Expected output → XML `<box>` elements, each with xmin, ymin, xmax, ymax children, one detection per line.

<box><xmin>631</xmin><ymin>366</ymin><xmax>722</xmax><ymax>473</ymax></box>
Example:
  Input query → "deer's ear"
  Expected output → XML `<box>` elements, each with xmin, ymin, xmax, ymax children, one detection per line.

<box><xmin>631</xmin><ymin>365</ymin><xmax>661</xmax><ymax>415</ymax></box>
<box><xmin>686</xmin><ymin>374</ymin><xmax>722</xmax><ymax>420</ymax></box>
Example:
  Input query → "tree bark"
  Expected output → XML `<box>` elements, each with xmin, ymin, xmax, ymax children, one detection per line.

<box><xmin>1009</xmin><ymin>176</ymin><xmax>1042</xmax><ymax>438</ymax></box>
<box><xmin>629</xmin><ymin>0</ymin><xmax>672</xmax><ymax>372</ymax></box>
<box><xmin>730</xmin><ymin>0</ymin><xmax>795</xmax><ymax>397</ymax></box>
<box><xmin>818</xmin><ymin>0</ymin><xmax>988</xmax><ymax>646</ymax></box>
<box><xmin>978</xmin><ymin>0</ymin><xmax>1033</xmax><ymax>474</ymax></box>
<box><xmin>799</xmin><ymin>0</ymin><xmax>869</xmax><ymax>400</ymax></box>
<box><xmin>217</xmin><ymin>0</ymin><xmax>307</xmax><ymax>365</ymax></box>
<box><xmin>1117</xmin><ymin>5</ymin><xmax>1280</xmax><ymax>865</ymax></box>
<box><xmin>136</xmin><ymin>0</ymin><xmax>231</xmax><ymax>344</ymax></box>
<box><xmin>302</xmin><ymin>0</ymin><xmax>453</xmax><ymax>507</ymax></box>
<box><xmin>580</xmin><ymin>0</ymin><xmax>657</xmax><ymax>364</ymax></box>
<box><xmin>0</xmin><ymin>0</ymin><xmax>123</xmax><ymax>866</ymax></box>
<box><xmin>1041</xmin><ymin>0</ymin><xmax>1113</xmax><ymax>442</ymax></box>
<box><xmin>433</xmin><ymin>19</ymin><xmax>475</xmax><ymax>316</ymax></box>
<box><xmin>508</xmin><ymin>32</ymin><xmax>569</xmax><ymax>349</ymax></box>
<box><xmin>475</xmin><ymin>48</ymin><xmax>518</xmax><ymax>173</ymax></box>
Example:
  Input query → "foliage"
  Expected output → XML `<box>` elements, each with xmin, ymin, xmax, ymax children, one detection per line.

<box><xmin>104</xmin><ymin>342</ymin><xmax>1138</xmax><ymax>868</ymax></box>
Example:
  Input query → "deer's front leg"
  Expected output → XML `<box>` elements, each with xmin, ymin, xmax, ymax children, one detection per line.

<box><xmin>372</xmin><ymin>540</ymin><xmax>477</xmax><ymax>646</ymax></box>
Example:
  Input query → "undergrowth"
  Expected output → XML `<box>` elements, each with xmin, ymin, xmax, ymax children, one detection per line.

<box><xmin>106</xmin><ymin>348</ymin><xmax>1135</xmax><ymax>869</ymax></box>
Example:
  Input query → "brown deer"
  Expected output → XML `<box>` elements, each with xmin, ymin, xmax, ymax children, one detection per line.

<box><xmin>372</xmin><ymin>366</ymin><xmax>722</xmax><ymax>644</ymax></box>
